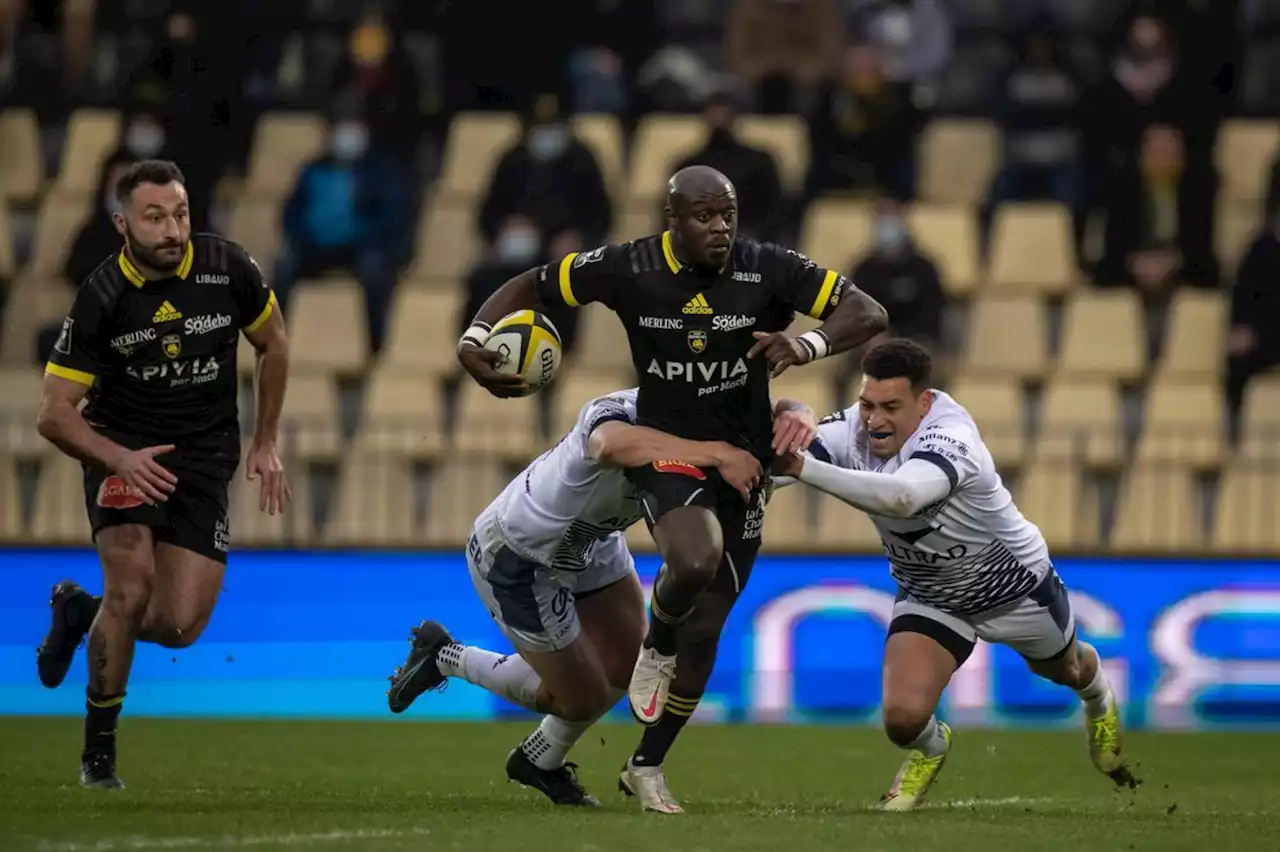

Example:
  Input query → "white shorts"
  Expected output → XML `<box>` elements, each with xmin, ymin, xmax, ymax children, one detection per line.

<box><xmin>889</xmin><ymin>569</ymin><xmax>1076</xmax><ymax>663</ymax></box>
<box><xmin>466</xmin><ymin>518</ymin><xmax>636</xmax><ymax>654</ymax></box>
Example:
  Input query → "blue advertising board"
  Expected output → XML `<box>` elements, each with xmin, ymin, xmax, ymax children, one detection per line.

<box><xmin>1</xmin><ymin>549</ymin><xmax>1277</xmax><ymax>729</ymax></box>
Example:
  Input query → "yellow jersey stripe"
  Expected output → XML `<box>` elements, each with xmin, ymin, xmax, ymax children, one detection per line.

<box><xmin>559</xmin><ymin>253</ymin><xmax>580</xmax><ymax>306</ymax></box>
<box><xmin>243</xmin><ymin>291</ymin><xmax>278</xmax><ymax>333</ymax></box>
<box><xmin>118</xmin><ymin>251</ymin><xmax>145</xmax><ymax>287</ymax></box>
<box><xmin>661</xmin><ymin>231</ymin><xmax>682</xmax><ymax>273</ymax></box>
<box><xmin>808</xmin><ymin>269</ymin><xmax>838</xmax><ymax>319</ymax></box>
<box><xmin>45</xmin><ymin>362</ymin><xmax>95</xmax><ymax>385</ymax></box>
<box><xmin>175</xmin><ymin>242</ymin><xmax>194</xmax><ymax>279</ymax></box>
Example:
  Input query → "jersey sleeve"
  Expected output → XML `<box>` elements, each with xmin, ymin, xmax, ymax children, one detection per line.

<box><xmin>228</xmin><ymin>242</ymin><xmax>277</xmax><ymax>334</ymax></box>
<box><xmin>909</xmin><ymin>422</ymin><xmax>982</xmax><ymax>493</ymax></box>
<box><xmin>45</xmin><ymin>288</ymin><xmax>110</xmax><ymax>386</ymax></box>
<box><xmin>575</xmin><ymin>392</ymin><xmax>638</xmax><ymax>454</ymax></box>
<box><xmin>764</xmin><ymin>243</ymin><xmax>850</xmax><ymax>320</ymax></box>
<box><xmin>534</xmin><ymin>243</ymin><xmax>629</xmax><ymax>310</ymax></box>
<box><xmin>807</xmin><ymin>408</ymin><xmax>857</xmax><ymax>469</ymax></box>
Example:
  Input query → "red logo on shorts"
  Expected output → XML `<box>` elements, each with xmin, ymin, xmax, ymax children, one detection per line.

<box><xmin>97</xmin><ymin>475</ymin><xmax>145</xmax><ymax>509</ymax></box>
<box><xmin>653</xmin><ymin>460</ymin><xmax>707</xmax><ymax>480</ymax></box>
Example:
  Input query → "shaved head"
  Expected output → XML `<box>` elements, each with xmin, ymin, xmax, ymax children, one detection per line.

<box><xmin>665</xmin><ymin>166</ymin><xmax>738</xmax><ymax>269</ymax></box>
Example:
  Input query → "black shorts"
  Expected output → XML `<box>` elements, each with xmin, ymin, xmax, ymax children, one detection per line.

<box><xmin>83</xmin><ymin>463</ymin><xmax>232</xmax><ymax>564</ymax></box>
<box><xmin>624</xmin><ymin>461</ymin><xmax>766</xmax><ymax>597</ymax></box>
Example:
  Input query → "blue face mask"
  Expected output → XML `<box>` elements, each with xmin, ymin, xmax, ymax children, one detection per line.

<box><xmin>497</xmin><ymin>230</ymin><xmax>540</xmax><ymax>264</ymax></box>
<box><xmin>528</xmin><ymin>126</ymin><xmax>568</xmax><ymax>161</ymax></box>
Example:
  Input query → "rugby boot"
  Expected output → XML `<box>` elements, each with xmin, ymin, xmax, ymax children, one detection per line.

<box><xmin>618</xmin><ymin>758</ymin><xmax>683</xmax><ymax>814</ymax></box>
<box><xmin>628</xmin><ymin>646</ymin><xmax>677</xmax><ymax>725</ymax></box>
<box><xmin>37</xmin><ymin>581</ymin><xmax>97</xmax><ymax>688</ymax></box>
<box><xmin>80</xmin><ymin>751</ymin><xmax>125</xmax><ymax>790</ymax></box>
<box><xmin>879</xmin><ymin>721</ymin><xmax>952</xmax><ymax>811</ymax></box>
<box><xmin>505</xmin><ymin>747</ymin><xmax>599</xmax><ymax>806</ymax></box>
<box><xmin>1086</xmin><ymin>699</ymin><xmax>1138</xmax><ymax>788</ymax></box>
<box><xmin>387</xmin><ymin>621</ymin><xmax>453</xmax><ymax>713</ymax></box>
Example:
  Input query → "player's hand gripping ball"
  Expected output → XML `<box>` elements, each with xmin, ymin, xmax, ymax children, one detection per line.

<box><xmin>482</xmin><ymin>310</ymin><xmax>564</xmax><ymax>395</ymax></box>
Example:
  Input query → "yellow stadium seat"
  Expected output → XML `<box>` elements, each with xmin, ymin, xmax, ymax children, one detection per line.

<box><xmin>770</xmin><ymin>372</ymin><xmax>835</xmax><ymax>418</ymax></box>
<box><xmin>1216</xmin><ymin>120</ymin><xmax>1280</xmax><ymax>204</ymax></box>
<box><xmin>0</xmin><ymin>108</ymin><xmax>42</xmax><ymax>203</ymax></box>
<box><xmin>450</xmin><ymin>383</ymin><xmax>542</xmax><ymax>459</ymax></box>
<box><xmin>277</xmin><ymin>372</ymin><xmax>343</xmax><ymax>461</ymax></box>
<box><xmin>1015</xmin><ymin>461</ymin><xmax>1098</xmax><ymax>550</ymax></box>
<box><xmin>572</xmin><ymin>304</ymin><xmax>637</xmax><ymax>374</ymax></box>
<box><xmin>1156</xmin><ymin>289</ymin><xmax>1226</xmax><ymax>381</ymax></box>
<box><xmin>323</xmin><ymin>453</ymin><xmax>422</xmax><ymax>546</ymax></box>
<box><xmin>1035</xmin><ymin>378</ymin><xmax>1123</xmax><ymax>468</ymax></box>
<box><xmin>0</xmin><ymin>454</ymin><xmax>20</xmax><ymax>540</ymax></box>
<box><xmin>246</xmin><ymin>113</ymin><xmax>326</xmax><ymax>200</ymax></box>
<box><xmin>814</xmin><ymin>491</ymin><xmax>882</xmax><ymax>551</ymax></box>
<box><xmin>409</xmin><ymin>200</ymin><xmax>481</xmax><ymax>280</ymax></box>
<box><xmin>1238</xmin><ymin>375</ymin><xmax>1280</xmax><ymax>460</ymax></box>
<box><xmin>1056</xmin><ymin>289</ymin><xmax>1146</xmax><ymax>381</ymax></box>
<box><xmin>28</xmin><ymin>194</ymin><xmax>92</xmax><ymax>277</ymax></box>
<box><xmin>908</xmin><ymin>205</ymin><xmax>979</xmax><ymax>297</ymax></box>
<box><xmin>0</xmin><ymin>367</ymin><xmax>48</xmax><ymax>457</ymax></box>
<box><xmin>440</xmin><ymin>112</ymin><xmax>523</xmax><ymax>203</ymax></box>
<box><xmin>945</xmin><ymin>375</ymin><xmax>1025</xmax><ymax>468</ymax></box>
<box><xmin>0</xmin><ymin>277</ymin><xmax>74</xmax><ymax>367</ymax></box>
<box><xmin>612</xmin><ymin>205</ymin><xmax>662</xmax><ymax>243</ymax></box>
<box><xmin>230</xmin><ymin>450</ymin><xmax>312</xmax><ymax>547</ymax></box>
<box><xmin>988</xmin><ymin>204</ymin><xmax>1074</xmax><ymax>295</ymax></box>
<box><xmin>30</xmin><ymin>453</ymin><xmax>88</xmax><ymax>544</ymax></box>
<box><xmin>1215</xmin><ymin>202</ymin><xmax>1260</xmax><ymax>279</ymax></box>
<box><xmin>55</xmin><ymin>110</ymin><xmax>120</xmax><ymax>196</ymax></box>
<box><xmin>354</xmin><ymin>365</ymin><xmax>445</xmax><ymax>459</ymax></box>
<box><xmin>1134</xmin><ymin>380</ymin><xmax>1224</xmax><ymax>470</ymax></box>
<box><xmin>1110</xmin><ymin>466</ymin><xmax>1202</xmax><ymax>553</ymax></box>
<box><xmin>736</xmin><ymin>116</ymin><xmax>807</xmax><ymax>194</ymax></box>
<box><xmin>571</xmin><ymin>114</ymin><xmax>625</xmax><ymax>197</ymax></box>
<box><xmin>629</xmin><ymin>116</ymin><xmax>703</xmax><ymax>203</ymax></box>
<box><xmin>1212</xmin><ymin>461</ymin><xmax>1280</xmax><ymax>552</ymax></box>
<box><xmin>422</xmin><ymin>458</ymin><xmax>509</xmax><ymax>546</ymax></box>
<box><xmin>381</xmin><ymin>285</ymin><xmax>465</xmax><ymax>374</ymax></box>
<box><xmin>764</xmin><ymin>482</ymin><xmax>820</xmax><ymax>550</ymax></box>
<box><xmin>960</xmin><ymin>295</ymin><xmax>1049</xmax><ymax>380</ymax></box>
<box><xmin>286</xmin><ymin>279</ymin><xmax>369</xmax><ymax>374</ymax></box>
<box><xmin>0</xmin><ymin>204</ymin><xmax>14</xmax><ymax>279</ymax></box>
<box><xmin>800</xmin><ymin>199</ymin><xmax>871</xmax><ymax>273</ymax></box>
<box><xmin>549</xmin><ymin>371</ymin><xmax>637</xmax><ymax>436</ymax></box>
<box><xmin>225</xmin><ymin>199</ymin><xmax>282</xmax><ymax>276</ymax></box>
<box><xmin>920</xmin><ymin>120</ymin><xmax>997</xmax><ymax>205</ymax></box>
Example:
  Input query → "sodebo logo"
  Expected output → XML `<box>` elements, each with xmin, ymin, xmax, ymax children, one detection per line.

<box><xmin>712</xmin><ymin>314</ymin><xmax>756</xmax><ymax>332</ymax></box>
<box><xmin>184</xmin><ymin>313</ymin><xmax>233</xmax><ymax>336</ymax></box>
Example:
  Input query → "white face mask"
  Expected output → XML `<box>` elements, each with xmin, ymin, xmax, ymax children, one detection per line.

<box><xmin>126</xmin><ymin>124</ymin><xmax>165</xmax><ymax>158</ymax></box>
<box><xmin>497</xmin><ymin>229</ymin><xmax>540</xmax><ymax>263</ymax></box>
<box><xmin>331</xmin><ymin>123</ymin><xmax>369</xmax><ymax>160</ymax></box>
<box><xmin>528</xmin><ymin>126</ymin><xmax>568</xmax><ymax>161</ymax></box>
<box><xmin>875</xmin><ymin>218</ymin><xmax>907</xmax><ymax>251</ymax></box>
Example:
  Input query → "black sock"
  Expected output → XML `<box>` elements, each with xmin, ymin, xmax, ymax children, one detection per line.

<box><xmin>643</xmin><ymin>596</ymin><xmax>689</xmax><ymax>656</ymax></box>
<box><xmin>632</xmin><ymin>692</ymin><xmax>700</xmax><ymax>767</ymax></box>
<box><xmin>83</xmin><ymin>691</ymin><xmax>124</xmax><ymax>763</ymax></box>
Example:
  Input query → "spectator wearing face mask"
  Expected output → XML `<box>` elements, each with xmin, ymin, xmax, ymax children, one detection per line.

<box><xmin>671</xmin><ymin>89</ymin><xmax>785</xmax><ymax>243</ymax></box>
<box><xmin>477</xmin><ymin>95</ymin><xmax>612</xmax><ymax>255</ymax></box>
<box><xmin>328</xmin><ymin>7</ymin><xmax>423</xmax><ymax>162</ymax></box>
<box><xmin>274</xmin><ymin>114</ymin><xmax>415</xmax><ymax>356</ymax></box>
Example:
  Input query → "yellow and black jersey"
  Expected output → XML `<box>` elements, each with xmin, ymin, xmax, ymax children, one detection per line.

<box><xmin>46</xmin><ymin>233</ymin><xmax>276</xmax><ymax>471</ymax></box>
<box><xmin>534</xmin><ymin>232</ymin><xmax>848</xmax><ymax>461</ymax></box>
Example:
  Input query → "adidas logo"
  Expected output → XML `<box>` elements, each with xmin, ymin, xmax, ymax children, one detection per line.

<box><xmin>152</xmin><ymin>301</ymin><xmax>182</xmax><ymax>323</ymax></box>
<box><xmin>681</xmin><ymin>293</ymin><xmax>713</xmax><ymax>315</ymax></box>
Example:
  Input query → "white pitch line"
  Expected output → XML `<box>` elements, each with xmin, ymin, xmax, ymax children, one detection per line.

<box><xmin>33</xmin><ymin>827</ymin><xmax>432</xmax><ymax>851</ymax></box>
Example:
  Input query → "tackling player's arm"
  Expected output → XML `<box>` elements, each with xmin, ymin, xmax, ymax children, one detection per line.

<box><xmin>749</xmin><ymin>246</ymin><xmax>888</xmax><ymax>376</ymax></box>
<box><xmin>771</xmin><ymin>396</ymin><xmax>818</xmax><ymax>455</ymax></box>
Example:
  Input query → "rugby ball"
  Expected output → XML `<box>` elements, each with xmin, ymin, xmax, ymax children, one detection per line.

<box><xmin>484</xmin><ymin>310</ymin><xmax>563</xmax><ymax>392</ymax></box>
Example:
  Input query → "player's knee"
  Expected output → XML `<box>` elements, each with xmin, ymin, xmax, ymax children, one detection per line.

<box><xmin>1032</xmin><ymin>653</ymin><xmax>1082</xmax><ymax>688</ymax></box>
<box><xmin>882</xmin><ymin>704</ymin><xmax>932</xmax><ymax>747</ymax></box>
<box><xmin>142</xmin><ymin>611</ymin><xmax>209</xmax><ymax>648</ymax></box>
<box><xmin>664</xmin><ymin>539</ymin><xmax>722</xmax><ymax>590</ymax></box>
<box><xmin>101</xmin><ymin>578</ymin><xmax>151</xmax><ymax>622</ymax></box>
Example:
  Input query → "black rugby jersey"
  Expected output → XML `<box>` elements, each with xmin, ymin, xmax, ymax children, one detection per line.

<box><xmin>45</xmin><ymin>233</ymin><xmax>275</xmax><ymax>469</ymax></box>
<box><xmin>534</xmin><ymin>232</ymin><xmax>848</xmax><ymax>460</ymax></box>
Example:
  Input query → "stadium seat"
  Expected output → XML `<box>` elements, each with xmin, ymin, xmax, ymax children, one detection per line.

<box><xmin>0</xmin><ymin>109</ymin><xmax>42</xmax><ymax>203</ymax></box>
<box><xmin>908</xmin><ymin>204</ymin><xmax>979</xmax><ymax>297</ymax></box>
<box><xmin>225</xmin><ymin>198</ymin><xmax>282</xmax><ymax>277</ymax></box>
<box><xmin>30</xmin><ymin>453</ymin><xmax>88</xmax><ymax>544</ymax></box>
<box><xmin>1216</xmin><ymin>120</ymin><xmax>1280</xmax><ymax>203</ymax></box>
<box><xmin>323</xmin><ymin>453</ymin><xmax>422</xmax><ymax>546</ymax></box>
<box><xmin>246</xmin><ymin>113</ymin><xmax>327</xmax><ymax>200</ymax></box>
<box><xmin>439</xmin><ymin>112</ymin><xmax>522</xmax><ymax>203</ymax></box>
<box><xmin>1110</xmin><ymin>466</ymin><xmax>1202</xmax><ymax>553</ymax></box>
<box><xmin>450</xmin><ymin>383</ymin><xmax>542</xmax><ymax>459</ymax></box>
<box><xmin>944</xmin><ymin>375</ymin><xmax>1026</xmax><ymax>467</ymax></box>
<box><xmin>0</xmin><ymin>203</ymin><xmax>14</xmax><ymax>279</ymax></box>
<box><xmin>1212</xmin><ymin>461</ymin><xmax>1280</xmax><ymax>552</ymax></box>
<box><xmin>770</xmin><ymin>372</ymin><xmax>835</xmax><ymax>418</ymax></box>
<box><xmin>960</xmin><ymin>295</ymin><xmax>1049</xmax><ymax>380</ymax></box>
<box><xmin>28</xmin><ymin>194</ymin><xmax>92</xmax><ymax>277</ymax></box>
<box><xmin>1238</xmin><ymin>374</ymin><xmax>1280</xmax><ymax>460</ymax></box>
<box><xmin>422</xmin><ymin>458</ymin><xmax>509</xmax><ymax>546</ymax></box>
<box><xmin>1156</xmin><ymin>289</ymin><xmax>1226</xmax><ymax>381</ymax></box>
<box><xmin>1134</xmin><ymin>380</ymin><xmax>1225</xmax><ymax>470</ymax></box>
<box><xmin>1015</xmin><ymin>461</ymin><xmax>1098</xmax><ymax>550</ymax></box>
<box><xmin>0</xmin><ymin>453</ymin><xmax>20</xmax><ymax>539</ymax></box>
<box><xmin>549</xmin><ymin>371</ymin><xmax>637</xmax><ymax>436</ymax></box>
<box><xmin>0</xmin><ymin>366</ymin><xmax>51</xmax><ymax>458</ymax></box>
<box><xmin>409</xmin><ymin>200</ymin><xmax>481</xmax><ymax>280</ymax></box>
<box><xmin>571</xmin><ymin>114</ymin><xmax>625</xmax><ymax>198</ymax></box>
<box><xmin>277</xmin><ymin>372</ymin><xmax>343</xmax><ymax>461</ymax></box>
<box><xmin>54</xmin><ymin>110</ymin><xmax>120</xmax><ymax>196</ymax></box>
<box><xmin>0</xmin><ymin>277</ymin><xmax>73</xmax><ymax>367</ymax></box>
<box><xmin>629</xmin><ymin>116</ymin><xmax>703</xmax><ymax>204</ymax></box>
<box><xmin>611</xmin><ymin>205</ymin><xmax>661</xmax><ymax>244</ymax></box>
<box><xmin>919</xmin><ymin>120</ymin><xmax>997</xmax><ymax>205</ymax></box>
<box><xmin>381</xmin><ymin>284</ymin><xmax>464</xmax><ymax>374</ymax></box>
<box><xmin>800</xmin><ymin>199</ymin><xmax>872</xmax><ymax>272</ymax></box>
<box><xmin>764</xmin><ymin>482</ymin><xmax>819</xmax><ymax>550</ymax></box>
<box><xmin>987</xmin><ymin>204</ymin><xmax>1075</xmax><ymax>295</ymax></box>
<box><xmin>1035</xmin><ymin>378</ymin><xmax>1123</xmax><ymax>468</ymax></box>
<box><xmin>1215</xmin><ymin>202</ymin><xmax>1260</xmax><ymax>280</ymax></box>
<box><xmin>572</xmin><ymin>304</ymin><xmax>640</xmax><ymax>375</ymax></box>
<box><xmin>230</xmin><ymin>450</ymin><xmax>312</xmax><ymax>547</ymax></box>
<box><xmin>285</xmin><ymin>279</ymin><xmax>369</xmax><ymax>375</ymax></box>
<box><xmin>736</xmin><ymin>116</ymin><xmax>808</xmax><ymax>194</ymax></box>
<box><xmin>1056</xmin><ymin>289</ymin><xmax>1146</xmax><ymax>381</ymax></box>
<box><xmin>814</xmin><ymin>490</ymin><xmax>883</xmax><ymax>551</ymax></box>
<box><xmin>354</xmin><ymin>365</ymin><xmax>445</xmax><ymax>459</ymax></box>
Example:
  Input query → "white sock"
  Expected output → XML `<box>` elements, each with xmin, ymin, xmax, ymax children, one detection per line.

<box><xmin>520</xmin><ymin>688</ymin><xmax>624</xmax><ymax>771</ymax></box>
<box><xmin>906</xmin><ymin>716</ymin><xmax>948</xmax><ymax>758</ymax></box>
<box><xmin>1075</xmin><ymin>648</ymin><xmax>1113</xmax><ymax>716</ymax></box>
<box><xmin>437</xmin><ymin>643</ymin><xmax>543</xmax><ymax>712</ymax></box>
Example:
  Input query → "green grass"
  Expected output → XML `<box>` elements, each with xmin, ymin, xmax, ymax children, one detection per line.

<box><xmin>0</xmin><ymin>718</ymin><xmax>1277</xmax><ymax>851</ymax></box>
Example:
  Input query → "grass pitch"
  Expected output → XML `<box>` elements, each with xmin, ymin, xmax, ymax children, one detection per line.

<box><xmin>0</xmin><ymin>718</ymin><xmax>1276</xmax><ymax>851</ymax></box>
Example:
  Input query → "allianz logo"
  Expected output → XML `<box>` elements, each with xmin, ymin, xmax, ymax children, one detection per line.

<box><xmin>183</xmin><ymin>313</ymin><xmax>233</xmax><ymax>336</ymax></box>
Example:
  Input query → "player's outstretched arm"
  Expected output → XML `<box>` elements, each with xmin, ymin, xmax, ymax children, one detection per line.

<box><xmin>771</xmin><ymin>397</ymin><xmax>818</xmax><ymax>455</ymax></box>
<box><xmin>782</xmin><ymin>455</ymin><xmax>952</xmax><ymax>519</ymax></box>
<box><xmin>243</xmin><ymin>305</ymin><xmax>292</xmax><ymax>515</ymax></box>
<box><xmin>588</xmin><ymin>421</ymin><xmax>761</xmax><ymax>501</ymax></box>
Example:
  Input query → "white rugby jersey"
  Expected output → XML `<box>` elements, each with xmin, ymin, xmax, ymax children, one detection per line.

<box><xmin>807</xmin><ymin>390</ymin><xmax>1050</xmax><ymax>614</ymax></box>
<box><xmin>477</xmin><ymin>388</ymin><xmax>644</xmax><ymax>572</ymax></box>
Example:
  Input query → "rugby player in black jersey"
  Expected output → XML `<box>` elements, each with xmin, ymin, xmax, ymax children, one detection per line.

<box><xmin>34</xmin><ymin>160</ymin><xmax>292</xmax><ymax>789</ymax></box>
<box><xmin>456</xmin><ymin>165</ymin><xmax>887</xmax><ymax>810</ymax></box>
